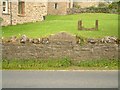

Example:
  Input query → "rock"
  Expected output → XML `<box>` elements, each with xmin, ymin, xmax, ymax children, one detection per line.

<box><xmin>56</xmin><ymin>41</ymin><xmax>62</xmax><ymax>45</ymax></box>
<box><xmin>101</xmin><ymin>36</ymin><xmax>117</xmax><ymax>44</ymax></box>
<box><xmin>2</xmin><ymin>37</ymin><xmax>4</xmax><ymax>40</ymax></box>
<box><xmin>76</xmin><ymin>36</ymin><xmax>81</xmax><ymax>44</ymax></box>
<box><xmin>116</xmin><ymin>38</ymin><xmax>120</xmax><ymax>44</ymax></box>
<box><xmin>87</xmin><ymin>39</ymin><xmax>96</xmax><ymax>44</ymax></box>
<box><xmin>1</xmin><ymin>37</ymin><xmax>4</xmax><ymax>43</ymax></box>
<box><xmin>41</xmin><ymin>37</ymin><xmax>49</xmax><ymax>44</ymax></box>
<box><xmin>20</xmin><ymin>35</ymin><xmax>29</xmax><ymax>44</ymax></box>
<box><xmin>2</xmin><ymin>36</ymin><xmax>18</xmax><ymax>43</ymax></box>
<box><xmin>32</xmin><ymin>39</ymin><xmax>40</xmax><ymax>44</ymax></box>
<box><xmin>29</xmin><ymin>39</ymin><xmax>34</xmax><ymax>43</ymax></box>
<box><xmin>107</xmin><ymin>36</ymin><xmax>117</xmax><ymax>43</ymax></box>
<box><xmin>9</xmin><ymin>36</ymin><xmax>18</xmax><ymax>43</ymax></box>
<box><xmin>81</xmin><ymin>48</ymin><xmax>90</xmax><ymax>51</ymax></box>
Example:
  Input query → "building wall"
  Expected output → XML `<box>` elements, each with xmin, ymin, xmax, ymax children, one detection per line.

<box><xmin>0</xmin><ymin>1</ymin><xmax>3</xmax><ymax>25</ymax></box>
<box><xmin>47</xmin><ymin>2</ymin><xmax>68</xmax><ymax>15</ymax></box>
<box><xmin>0</xmin><ymin>1</ymin><xmax>47</xmax><ymax>26</ymax></box>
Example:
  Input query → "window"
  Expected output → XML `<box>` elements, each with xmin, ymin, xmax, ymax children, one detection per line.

<box><xmin>18</xmin><ymin>1</ymin><xmax>25</xmax><ymax>15</ymax></box>
<box><xmin>54</xmin><ymin>3</ymin><xmax>58</xmax><ymax>9</ymax></box>
<box><xmin>2</xmin><ymin>0</ymin><xmax>9</xmax><ymax>14</ymax></box>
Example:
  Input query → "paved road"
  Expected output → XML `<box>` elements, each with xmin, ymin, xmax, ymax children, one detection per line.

<box><xmin>2</xmin><ymin>70</ymin><xmax>118</xmax><ymax>88</ymax></box>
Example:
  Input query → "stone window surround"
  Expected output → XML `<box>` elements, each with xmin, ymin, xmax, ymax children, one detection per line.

<box><xmin>1</xmin><ymin>1</ymin><xmax>26</xmax><ymax>17</ymax></box>
<box><xmin>18</xmin><ymin>1</ymin><xmax>25</xmax><ymax>17</ymax></box>
<box><xmin>54</xmin><ymin>3</ymin><xmax>58</xmax><ymax>9</ymax></box>
<box><xmin>2</xmin><ymin>0</ymin><xmax>9</xmax><ymax>14</ymax></box>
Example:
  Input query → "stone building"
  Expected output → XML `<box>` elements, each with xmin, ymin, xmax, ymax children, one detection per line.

<box><xmin>0</xmin><ymin>0</ymin><xmax>107</xmax><ymax>26</ymax></box>
<box><xmin>0</xmin><ymin>0</ymin><xmax>47</xmax><ymax>26</ymax></box>
<box><xmin>47</xmin><ymin>0</ymin><xmax>73</xmax><ymax>15</ymax></box>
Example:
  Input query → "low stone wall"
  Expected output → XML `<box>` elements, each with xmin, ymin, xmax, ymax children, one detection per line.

<box><xmin>67</xmin><ymin>8</ymin><xmax>118</xmax><ymax>14</ymax></box>
<box><xmin>2</xmin><ymin>32</ymin><xmax>119</xmax><ymax>60</ymax></box>
<box><xmin>2</xmin><ymin>43</ymin><xmax>119</xmax><ymax>60</ymax></box>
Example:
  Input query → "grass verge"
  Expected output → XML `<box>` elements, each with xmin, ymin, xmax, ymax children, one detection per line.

<box><xmin>2</xmin><ymin>58</ymin><xmax>118</xmax><ymax>70</ymax></box>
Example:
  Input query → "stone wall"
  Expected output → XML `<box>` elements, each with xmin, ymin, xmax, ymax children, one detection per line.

<box><xmin>67</xmin><ymin>7</ymin><xmax>111</xmax><ymax>14</ymax></box>
<box><xmin>0</xmin><ymin>1</ymin><xmax>47</xmax><ymax>26</ymax></box>
<box><xmin>73</xmin><ymin>2</ymin><xmax>99</xmax><ymax>8</ymax></box>
<box><xmin>2</xmin><ymin>43</ymin><xmax>119</xmax><ymax>60</ymax></box>
<box><xmin>2</xmin><ymin>32</ymin><xmax>119</xmax><ymax>60</ymax></box>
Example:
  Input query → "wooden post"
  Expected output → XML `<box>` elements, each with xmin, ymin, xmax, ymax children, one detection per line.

<box><xmin>80</xmin><ymin>20</ymin><xmax>82</xmax><ymax>30</ymax></box>
<box><xmin>95</xmin><ymin>20</ymin><xmax>98</xmax><ymax>30</ymax></box>
<box><xmin>78</xmin><ymin>21</ymin><xmax>80</xmax><ymax>30</ymax></box>
<box><xmin>78</xmin><ymin>20</ymin><xmax>82</xmax><ymax>30</ymax></box>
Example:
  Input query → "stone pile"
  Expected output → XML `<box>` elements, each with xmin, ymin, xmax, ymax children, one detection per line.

<box><xmin>77</xmin><ymin>36</ymin><xmax>119</xmax><ymax>45</ymax></box>
<box><xmin>2</xmin><ymin>35</ymin><xmax>50</xmax><ymax>44</ymax></box>
<box><xmin>100</xmin><ymin>36</ymin><xmax>118</xmax><ymax>44</ymax></box>
<box><xmin>1</xmin><ymin>34</ymin><xmax>119</xmax><ymax>45</ymax></box>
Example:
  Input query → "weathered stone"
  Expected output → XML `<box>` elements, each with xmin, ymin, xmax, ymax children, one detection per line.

<box><xmin>76</xmin><ymin>35</ymin><xmax>81</xmax><ymax>44</ymax></box>
<box><xmin>32</xmin><ymin>39</ymin><xmax>40</xmax><ymax>44</ymax></box>
<box><xmin>41</xmin><ymin>37</ymin><xmax>49</xmax><ymax>44</ymax></box>
<box><xmin>101</xmin><ymin>36</ymin><xmax>117</xmax><ymax>44</ymax></box>
<box><xmin>116</xmin><ymin>38</ymin><xmax>120</xmax><ymax>44</ymax></box>
<box><xmin>87</xmin><ymin>39</ymin><xmax>96</xmax><ymax>44</ymax></box>
<box><xmin>81</xmin><ymin>48</ymin><xmax>91</xmax><ymax>51</ymax></box>
<box><xmin>56</xmin><ymin>42</ymin><xmax>62</xmax><ymax>45</ymax></box>
<box><xmin>2</xmin><ymin>36</ymin><xmax>18</xmax><ymax>43</ymax></box>
<box><xmin>29</xmin><ymin>39</ymin><xmax>34</xmax><ymax>43</ymax></box>
<box><xmin>73</xmin><ymin>45</ymin><xmax>80</xmax><ymax>51</ymax></box>
<box><xmin>105</xmin><ymin>49</ymin><xmax>109</xmax><ymax>51</ymax></box>
<box><xmin>20</xmin><ymin>35</ymin><xmax>29</xmax><ymax>44</ymax></box>
<box><xmin>9</xmin><ymin>36</ymin><xmax>18</xmax><ymax>43</ymax></box>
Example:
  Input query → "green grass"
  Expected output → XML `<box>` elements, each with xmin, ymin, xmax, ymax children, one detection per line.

<box><xmin>2</xmin><ymin>59</ymin><xmax>118</xmax><ymax>70</ymax></box>
<box><xmin>2</xmin><ymin>13</ymin><xmax>118</xmax><ymax>39</ymax></box>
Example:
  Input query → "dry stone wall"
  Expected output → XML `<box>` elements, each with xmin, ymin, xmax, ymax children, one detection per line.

<box><xmin>2</xmin><ymin>32</ymin><xmax>119</xmax><ymax>60</ymax></box>
<box><xmin>74</xmin><ymin>2</ymin><xmax>99</xmax><ymax>8</ymax></box>
<box><xmin>2</xmin><ymin>43</ymin><xmax>119</xmax><ymax>60</ymax></box>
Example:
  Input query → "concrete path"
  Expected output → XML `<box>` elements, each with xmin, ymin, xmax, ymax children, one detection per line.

<box><xmin>2</xmin><ymin>70</ymin><xmax>118</xmax><ymax>88</ymax></box>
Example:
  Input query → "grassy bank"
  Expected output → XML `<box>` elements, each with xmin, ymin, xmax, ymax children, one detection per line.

<box><xmin>2</xmin><ymin>59</ymin><xmax>118</xmax><ymax>70</ymax></box>
<box><xmin>2</xmin><ymin>13</ymin><xmax>118</xmax><ymax>38</ymax></box>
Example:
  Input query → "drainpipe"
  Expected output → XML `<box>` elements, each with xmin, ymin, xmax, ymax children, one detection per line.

<box><xmin>10</xmin><ymin>1</ymin><xmax>12</xmax><ymax>25</ymax></box>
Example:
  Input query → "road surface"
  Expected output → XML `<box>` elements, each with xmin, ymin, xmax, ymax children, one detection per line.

<box><xmin>2</xmin><ymin>70</ymin><xmax>118</xmax><ymax>88</ymax></box>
